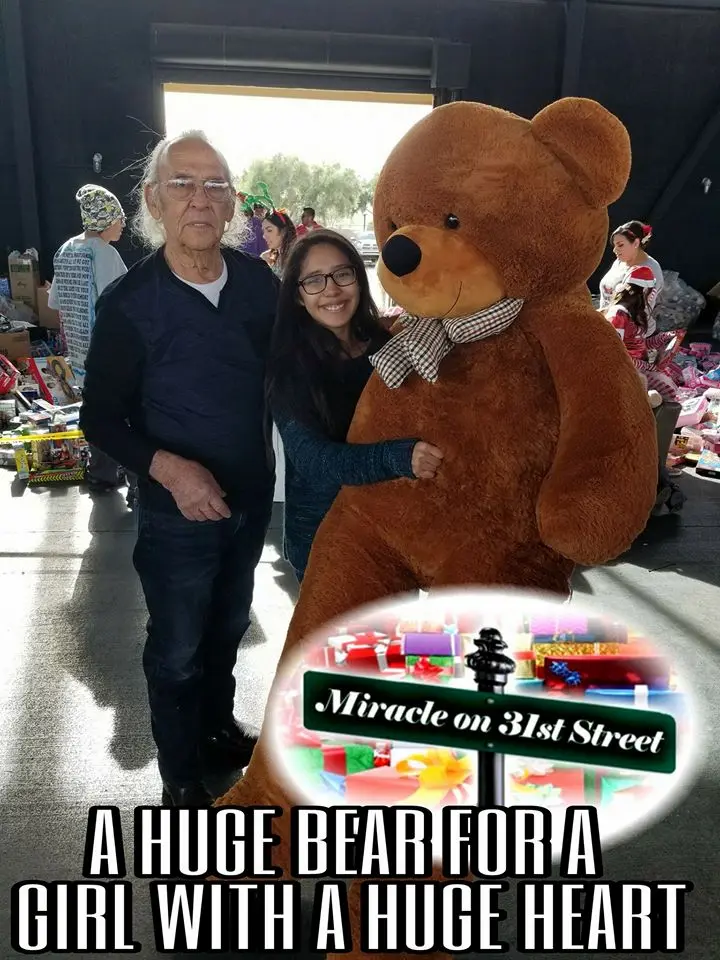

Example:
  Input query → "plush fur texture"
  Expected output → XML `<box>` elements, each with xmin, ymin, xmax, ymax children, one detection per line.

<box><xmin>218</xmin><ymin>98</ymin><xmax>658</xmax><ymax>960</ymax></box>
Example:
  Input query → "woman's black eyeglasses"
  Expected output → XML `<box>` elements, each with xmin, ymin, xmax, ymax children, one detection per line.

<box><xmin>298</xmin><ymin>265</ymin><xmax>358</xmax><ymax>295</ymax></box>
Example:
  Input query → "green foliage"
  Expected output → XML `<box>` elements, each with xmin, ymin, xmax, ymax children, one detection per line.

<box><xmin>238</xmin><ymin>155</ymin><xmax>379</xmax><ymax>225</ymax></box>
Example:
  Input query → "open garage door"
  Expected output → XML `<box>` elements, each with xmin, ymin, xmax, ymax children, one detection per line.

<box><xmin>150</xmin><ymin>23</ymin><xmax>471</xmax><ymax>117</ymax></box>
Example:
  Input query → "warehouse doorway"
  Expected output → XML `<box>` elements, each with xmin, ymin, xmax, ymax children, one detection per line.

<box><xmin>163</xmin><ymin>84</ymin><xmax>431</xmax><ymax>238</ymax></box>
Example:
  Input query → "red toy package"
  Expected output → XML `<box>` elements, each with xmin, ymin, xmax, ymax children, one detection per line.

<box><xmin>543</xmin><ymin>654</ymin><xmax>671</xmax><ymax>690</ymax></box>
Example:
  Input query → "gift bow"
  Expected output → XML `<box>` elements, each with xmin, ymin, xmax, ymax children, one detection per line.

<box><xmin>412</xmin><ymin>656</ymin><xmax>444</xmax><ymax>679</ymax></box>
<box><xmin>370</xmin><ymin>298</ymin><xmax>524</xmax><ymax>389</ymax></box>
<box><xmin>395</xmin><ymin>749</ymin><xmax>472</xmax><ymax>806</ymax></box>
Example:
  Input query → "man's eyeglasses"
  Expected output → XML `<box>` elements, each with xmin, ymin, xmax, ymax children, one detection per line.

<box><xmin>298</xmin><ymin>265</ymin><xmax>358</xmax><ymax>295</ymax></box>
<box><xmin>160</xmin><ymin>178</ymin><xmax>232</xmax><ymax>203</ymax></box>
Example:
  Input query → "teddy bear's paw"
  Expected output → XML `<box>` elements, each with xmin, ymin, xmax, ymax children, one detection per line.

<box><xmin>537</xmin><ymin>487</ymin><xmax>644</xmax><ymax>566</ymax></box>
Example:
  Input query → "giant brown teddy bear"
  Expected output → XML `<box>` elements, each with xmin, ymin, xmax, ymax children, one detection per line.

<box><xmin>219</xmin><ymin>98</ymin><xmax>658</xmax><ymax>959</ymax></box>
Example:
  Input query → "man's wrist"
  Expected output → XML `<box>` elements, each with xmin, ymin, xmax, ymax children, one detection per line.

<box><xmin>149</xmin><ymin>450</ymin><xmax>180</xmax><ymax>488</ymax></box>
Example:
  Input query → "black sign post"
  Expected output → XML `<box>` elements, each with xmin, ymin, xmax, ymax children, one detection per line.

<box><xmin>465</xmin><ymin>629</ymin><xmax>516</xmax><ymax>808</ymax></box>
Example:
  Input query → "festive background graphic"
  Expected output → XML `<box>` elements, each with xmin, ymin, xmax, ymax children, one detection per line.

<box><xmin>268</xmin><ymin>591</ymin><xmax>696</xmax><ymax>852</ymax></box>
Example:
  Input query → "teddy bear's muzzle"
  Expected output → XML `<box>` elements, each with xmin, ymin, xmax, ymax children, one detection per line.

<box><xmin>381</xmin><ymin>233</ymin><xmax>422</xmax><ymax>277</ymax></box>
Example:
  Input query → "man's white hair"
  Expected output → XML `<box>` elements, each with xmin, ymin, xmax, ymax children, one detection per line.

<box><xmin>132</xmin><ymin>130</ymin><xmax>248</xmax><ymax>249</ymax></box>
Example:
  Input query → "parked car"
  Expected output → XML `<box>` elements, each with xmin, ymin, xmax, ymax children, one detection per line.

<box><xmin>357</xmin><ymin>231</ymin><xmax>379</xmax><ymax>264</ymax></box>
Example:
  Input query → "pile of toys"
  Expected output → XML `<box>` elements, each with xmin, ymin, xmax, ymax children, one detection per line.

<box><xmin>0</xmin><ymin>352</ymin><xmax>88</xmax><ymax>484</ymax></box>
<box><xmin>664</xmin><ymin>342</ymin><xmax>720</xmax><ymax>479</ymax></box>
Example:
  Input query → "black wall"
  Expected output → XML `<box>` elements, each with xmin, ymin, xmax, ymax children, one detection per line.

<box><xmin>0</xmin><ymin>8</ymin><xmax>22</xmax><ymax>260</ymax></box>
<box><xmin>3</xmin><ymin>0</ymin><xmax>720</xmax><ymax>292</ymax></box>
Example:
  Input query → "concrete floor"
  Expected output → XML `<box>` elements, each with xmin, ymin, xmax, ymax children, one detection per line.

<box><xmin>1</xmin><ymin>467</ymin><xmax>719</xmax><ymax>958</ymax></box>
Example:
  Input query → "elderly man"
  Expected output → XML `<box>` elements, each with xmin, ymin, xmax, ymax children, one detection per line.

<box><xmin>80</xmin><ymin>132</ymin><xmax>279</xmax><ymax>807</ymax></box>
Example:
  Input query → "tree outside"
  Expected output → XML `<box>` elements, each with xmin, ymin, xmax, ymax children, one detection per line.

<box><xmin>238</xmin><ymin>155</ymin><xmax>379</xmax><ymax>228</ymax></box>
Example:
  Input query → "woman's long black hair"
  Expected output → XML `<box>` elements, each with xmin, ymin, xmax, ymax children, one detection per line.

<box><xmin>264</xmin><ymin>210</ymin><xmax>297</xmax><ymax>273</ymax></box>
<box><xmin>266</xmin><ymin>229</ymin><xmax>386</xmax><ymax>439</ymax></box>
<box><xmin>612</xmin><ymin>220</ymin><xmax>653</xmax><ymax>248</ymax></box>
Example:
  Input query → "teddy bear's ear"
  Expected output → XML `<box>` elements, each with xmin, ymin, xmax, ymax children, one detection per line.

<box><xmin>531</xmin><ymin>97</ymin><xmax>631</xmax><ymax>208</ymax></box>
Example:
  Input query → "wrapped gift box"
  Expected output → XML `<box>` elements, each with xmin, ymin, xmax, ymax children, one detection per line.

<box><xmin>346</xmin><ymin>766</ymin><xmax>427</xmax><ymax>803</ymax></box>
<box><xmin>405</xmin><ymin>655</ymin><xmax>455</xmax><ymax>683</ymax></box>
<box><xmin>514</xmin><ymin>633</ymin><xmax>534</xmax><ymax>653</ymax></box>
<box><xmin>328</xmin><ymin>631</ymin><xmax>388</xmax><ymax>649</ymax></box>
<box><xmin>289</xmin><ymin>742</ymin><xmax>378</xmax><ymax>783</ymax></box>
<box><xmin>337</xmin><ymin>618</ymin><xmax>401</xmax><ymax>638</ymax></box>
<box><xmin>543</xmin><ymin>655</ymin><xmax>670</xmax><ymax>690</ymax></box>
<box><xmin>287</xmin><ymin>745</ymin><xmax>325</xmax><ymax>778</ymax></box>
<box><xmin>405</xmin><ymin>655</ymin><xmax>455</xmax><ymax>667</ymax></box>
<box><xmin>321</xmin><ymin>743</ymin><xmax>376</xmax><ymax>776</ymax></box>
<box><xmin>345</xmin><ymin>750</ymin><xmax>473</xmax><ymax>806</ymax></box>
<box><xmin>514</xmin><ymin>650</ymin><xmax>536</xmax><ymax>679</ymax></box>
<box><xmin>528</xmin><ymin>616</ymin><xmax>628</xmax><ymax>644</ymax></box>
<box><xmin>533</xmin><ymin>642</ymin><xmax>621</xmax><ymax>676</ymax></box>
<box><xmin>403</xmin><ymin>632</ymin><xmax>462</xmax><ymax>657</ymax></box>
<box><xmin>528</xmin><ymin>614</ymin><xmax>590</xmax><ymax>636</ymax></box>
<box><xmin>330</xmin><ymin>636</ymin><xmax>404</xmax><ymax>673</ymax></box>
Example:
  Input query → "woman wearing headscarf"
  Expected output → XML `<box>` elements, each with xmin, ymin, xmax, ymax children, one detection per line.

<box><xmin>48</xmin><ymin>184</ymin><xmax>130</xmax><ymax>492</ymax></box>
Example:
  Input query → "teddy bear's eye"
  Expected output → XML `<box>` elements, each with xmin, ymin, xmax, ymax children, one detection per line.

<box><xmin>389</xmin><ymin>220</ymin><xmax>398</xmax><ymax>232</ymax></box>
<box><xmin>445</xmin><ymin>214</ymin><xmax>460</xmax><ymax>229</ymax></box>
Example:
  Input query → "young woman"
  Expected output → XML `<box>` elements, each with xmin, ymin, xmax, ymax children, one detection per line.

<box><xmin>261</xmin><ymin>209</ymin><xmax>297</xmax><ymax>277</ymax></box>
<box><xmin>267</xmin><ymin>229</ymin><xmax>443</xmax><ymax>581</ymax></box>
<box><xmin>604</xmin><ymin>265</ymin><xmax>677</xmax><ymax>401</ymax></box>
<box><xmin>599</xmin><ymin>221</ymin><xmax>664</xmax><ymax>313</ymax></box>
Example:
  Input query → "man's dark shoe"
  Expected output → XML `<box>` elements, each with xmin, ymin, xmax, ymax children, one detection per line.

<box><xmin>204</xmin><ymin>720</ymin><xmax>258</xmax><ymax>770</ymax></box>
<box><xmin>161</xmin><ymin>781</ymin><xmax>214</xmax><ymax>807</ymax></box>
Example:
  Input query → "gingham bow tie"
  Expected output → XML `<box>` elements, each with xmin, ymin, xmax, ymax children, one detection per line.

<box><xmin>370</xmin><ymin>298</ymin><xmax>524</xmax><ymax>389</ymax></box>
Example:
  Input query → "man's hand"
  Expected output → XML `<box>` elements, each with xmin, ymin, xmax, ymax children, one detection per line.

<box><xmin>411</xmin><ymin>441</ymin><xmax>444</xmax><ymax>479</ymax></box>
<box><xmin>150</xmin><ymin>450</ymin><xmax>231</xmax><ymax>521</ymax></box>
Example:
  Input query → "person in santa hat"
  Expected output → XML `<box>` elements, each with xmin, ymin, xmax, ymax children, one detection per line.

<box><xmin>599</xmin><ymin>220</ymin><xmax>664</xmax><ymax>313</ymax></box>
<box><xmin>604</xmin><ymin>265</ymin><xmax>678</xmax><ymax>402</ymax></box>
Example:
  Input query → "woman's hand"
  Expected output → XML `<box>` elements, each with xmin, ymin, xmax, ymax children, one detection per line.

<box><xmin>412</xmin><ymin>442</ymin><xmax>444</xmax><ymax>479</ymax></box>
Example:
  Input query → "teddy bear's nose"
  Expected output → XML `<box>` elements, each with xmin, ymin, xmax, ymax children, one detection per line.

<box><xmin>382</xmin><ymin>234</ymin><xmax>422</xmax><ymax>277</ymax></box>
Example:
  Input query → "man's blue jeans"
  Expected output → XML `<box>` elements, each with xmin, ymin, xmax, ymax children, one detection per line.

<box><xmin>133</xmin><ymin>497</ymin><xmax>272</xmax><ymax>785</ymax></box>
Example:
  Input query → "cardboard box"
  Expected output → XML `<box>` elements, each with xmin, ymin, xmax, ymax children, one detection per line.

<box><xmin>8</xmin><ymin>249</ymin><xmax>41</xmax><ymax>312</ymax></box>
<box><xmin>36</xmin><ymin>285</ymin><xmax>61</xmax><ymax>329</ymax></box>
<box><xmin>0</xmin><ymin>330</ymin><xmax>31</xmax><ymax>361</ymax></box>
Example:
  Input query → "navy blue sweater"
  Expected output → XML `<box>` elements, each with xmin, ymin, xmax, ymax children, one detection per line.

<box><xmin>273</xmin><ymin>348</ymin><xmax>417</xmax><ymax>578</ymax></box>
<box><xmin>80</xmin><ymin>248</ymin><xmax>279</xmax><ymax>514</ymax></box>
